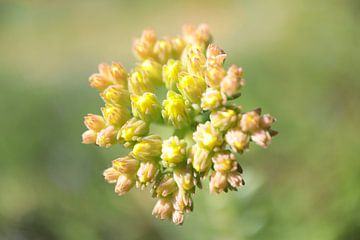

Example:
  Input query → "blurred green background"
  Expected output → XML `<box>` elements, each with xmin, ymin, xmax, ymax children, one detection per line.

<box><xmin>1</xmin><ymin>0</ymin><xmax>359</xmax><ymax>239</ymax></box>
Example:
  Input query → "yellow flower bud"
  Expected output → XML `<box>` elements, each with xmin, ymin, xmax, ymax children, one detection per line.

<box><xmin>103</xmin><ymin>167</ymin><xmax>120</xmax><ymax>184</ymax></box>
<box><xmin>182</xmin><ymin>45</ymin><xmax>206</xmax><ymax>75</ymax></box>
<box><xmin>110</xmin><ymin>62</ymin><xmax>128</xmax><ymax>88</ymax></box>
<box><xmin>119</xmin><ymin>118</ymin><xmax>149</xmax><ymax>142</ymax></box>
<box><xmin>189</xmin><ymin>144</ymin><xmax>212</xmax><ymax>173</ymax></box>
<box><xmin>177</xmin><ymin>73</ymin><xmax>206</xmax><ymax>104</ymax></box>
<box><xmin>81</xmin><ymin>130</ymin><xmax>97</xmax><ymax>144</ymax></box>
<box><xmin>239</xmin><ymin>110</ymin><xmax>261</xmax><ymax>133</ymax></box>
<box><xmin>101</xmin><ymin>85</ymin><xmax>130</xmax><ymax>106</ymax></box>
<box><xmin>101</xmin><ymin>105</ymin><xmax>130</xmax><ymax>127</ymax></box>
<box><xmin>112</xmin><ymin>156</ymin><xmax>140</xmax><ymax>175</ymax></box>
<box><xmin>210</xmin><ymin>107</ymin><xmax>238</xmax><ymax>132</ymax></box>
<box><xmin>205</xmin><ymin>65</ymin><xmax>227</xmax><ymax>88</ymax></box>
<box><xmin>137</xmin><ymin>160</ymin><xmax>158</xmax><ymax>184</ymax></box>
<box><xmin>152</xmin><ymin>198</ymin><xmax>174</xmax><ymax>220</ymax></box>
<box><xmin>96</xmin><ymin>126</ymin><xmax>117</xmax><ymax>148</ymax></box>
<box><xmin>153</xmin><ymin>39</ymin><xmax>172</xmax><ymax>64</ymax></box>
<box><xmin>128</xmin><ymin>70</ymin><xmax>154</xmax><ymax>95</ymax></box>
<box><xmin>201</xmin><ymin>88</ymin><xmax>226</xmax><ymax>111</ymax></box>
<box><xmin>84</xmin><ymin>114</ymin><xmax>106</xmax><ymax>132</ymax></box>
<box><xmin>162</xmin><ymin>91</ymin><xmax>192</xmax><ymax>129</ymax></box>
<box><xmin>155</xmin><ymin>175</ymin><xmax>178</xmax><ymax>197</ymax></box>
<box><xmin>212</xmin><ymin>151</ymin><xmax>237</xmax><ymax>173</ymax></box>
<box><xmin>170</xmin><ymin>37</ymin><xmax>186</xmax><ymax>59</ymax></box>
<box><xmin>225</xmin><ymin>128</ymin><xmax>250</xmax><ymax>153</ymax></box>
<box><xmin>88</xmin><ymin>73</ymin><xmax>112</xmax><ymax>91</ymax></box>
<box><xmin>162</xmin><ymin>59</ymin><xmax>182</xmax><ymax>90</ymax></box>
<box><xmin>115</xmin><ymin>174</ymin><xmax>136</xmax><ymax>196</ymax></box>
<box><xmin>173</xmin><ymin>168</ymin><xmax>195</xmax><ymax>191</ymax></box>
<box><xmin>193</xmin><ymin>121</ymin><xmax>223</xmax><ymax>150</ymax></box>
<box><xmin>131</xmin><ymin>92</ymin><xmax>161</xmax><ymax>122</ymax></box>
<box><xmin>139</xmin><ymin>59</ymin><xmax>162</xmax><ymax>85</ymax></box>
<box><xmin>161</xmin><ymin>136</ymin><xmax>187</xmax><ymax>165</ymax></box>
<box><xmin>132</xmin><ymin>135</ymin><xmax>162</xmax><ymax>161</ymax></box>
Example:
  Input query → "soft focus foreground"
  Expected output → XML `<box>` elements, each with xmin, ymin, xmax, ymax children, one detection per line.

<box><xmin>0</xmin><ymin>0</ymin><xmax>359</xmax><ymax>239</ymax></box>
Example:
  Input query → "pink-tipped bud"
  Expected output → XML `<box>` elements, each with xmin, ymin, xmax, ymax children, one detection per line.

<box><xmin>115</xmin><ymin>174</ymin><xmax>135</xmax><ymax>196</ymax></box>
<box><xmin>251</xmin><ymin>130</ymin><xmax>272</xmax><ymax>148</ymax></box>
<box><xmin>84</xmin><ymin>114</ymin><xmax>106</xmax><ymax>132</ymax></box>
<box><xmin>82</xmin><ymin>130</ymin><xmax>97</xmax><ymax>144</ymax></box>
<box><xmin>89</xmin><ymin>73</ymin><xmax>112</xmax><ymax>91</ymax></box>
<box><xmin>152</xmin><ymin>198</ymin><xmax>174</xmax><ymax>220</ymax></box>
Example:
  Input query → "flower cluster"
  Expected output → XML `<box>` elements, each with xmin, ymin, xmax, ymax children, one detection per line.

<box><xmin>82</xmin><ymin>24</ymin><xmax>277</xmax><ymax>225</ymax></box>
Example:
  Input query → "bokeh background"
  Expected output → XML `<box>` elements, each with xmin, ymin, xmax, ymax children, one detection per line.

<box><xmin>1</xmin><ymin>0</ymin><xmax>359</xmax><ymax>239</ymax></box>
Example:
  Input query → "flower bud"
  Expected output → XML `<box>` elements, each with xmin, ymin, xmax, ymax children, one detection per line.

<box><xmin>101</xmin><ymin>85</ymin><xmax>130</xmax><ymax>106</ymax></box>
<box><xmin>110</xmin><ymin>62</ymin><xmax>128</xmax><ymax>88</ymax></box>
<box><xmin>115</xmin><ymin>174</ymin><xmax>135</xmax><ymax>196</ymax></box>
<box><xmin>101</xmin><ymin>105</ymin><xmax>130</xmax><ymax>127</ymax></box>
<box><xmin>118</xmin><ymin>118</ymin><xmax>149</xmax><ymax>142</ymax></box>
<box><xmin>82</xmin><ymin>130</ymin><xmax>97</xmax><ymax>144</ymax></box>
<box><xmin>170</xmin><ymin>37</ymin><xmax>186</xmax><ymax>59</ymax></box>
<box><xmin>227</xmin><ymin>171</ymin><xmax>244</xmax><ymax>189</ymax></box>
<box><xmin>182</xmin><ymin>45</ymin><xmax>206</xmax><ymax>75</ymax></box>
<box><xmin>98</xmin><ymin>63</ymin><xmax>112</xmax><ymax>80</ymax></box>
<box><xmin>209</xmin><ymin>171</ymin><xmax>227</xmax><ymax>193</ymax></box>
<box><xmin>112</xmin><ymin>156</ymin><xmax>140</xmax><ymax>175</ymax></box>
<box><xmin>103</xmin><ymin>167</ymin><xmax>120</xmax><ymax>184</ymax></box>
<box><xmin>161</xmin><ymin>136</ymin><xmax>187</xmax><ymax>165</ymax></box>
<box><xmin>220</xmin><ymin>65</ymin><xmax>245</xmax><ymax>97</ymax></box>
<box><xmin>201</xmin><ymin>88</ymin><xmax>226</xmax><ymax>111</ymax></box>
<box><xmin>89</xmin><ymin>73</ymin><xmax>112</xmax><ymax>91</ymax></box>
<box><xmin>195</xmin><ymin>24</ymin><xmax>212</xmax><ymax>47</ymax></box>
<box><xmin>128</xmin><ymin>70</ymin><xmax>154</xmax><ymax>95</ymax></box>
<box><xmin>210</xmin><ymin>107</ymin><xmax>237</xmax><ymax>131</ymax></box>
<box><xmin>260</xmin><ymin>114</ymin><xmax>275</xmax><ymax>129</ymax></box>
<box><xmin>84</xmin><ymin>114</ymin><xmax>106</xmax><ymax>132</ymax></box>
<box><xmin>155</xmin><ymin>175</ymin><xmax>178</xmax><ymax>197</ymax></box>
<box><xmin>189</xmin><ymin>144</ymin><xmax>212</xmax><ymax>173</ymax></box>
<box><xmin>137</xmin><ymin>160</ymin><xmax>158</xmax><ymax>184</ymax></box>
<box><xmin>212</xmin><ymin>151</ymin><xmax>237</xmax><ymax>173</ymax></box>
<box><xmin>96</xmin><ymin>126</ymin><xmax>117</xmax><ymax>148</ymax></box>
<box><xmin>162</xmin><ymin>59</ymin><xmax>182</xmax><ymax>90</ymax></box>
<box><xmin>133</xmin><ymin>29</ymin><xmax>156</xmax><ymax>60</ymax></box>
<box><xmin>205</xmin><ymin>65</ymin><xmax>227</xmax><ymax>88</ymax></box>
<box><xmin>152</xmin><ymin>198</ymin><xmax>174</xmax><ymax>220</ymax></box>
<box><xmin>172</xmin><ymin>210</ymin><xmax>184</xmax><ymax>225</ymax></box>
<box><xmin>131</xmin><ymin>92</ymin><xmax>161</xmax><ymax>122</ymax></box>
<box><xmin>139</xmin><ymin>59</ymin><xmax>162</xmax><ymax>85</ymax></box>
<box><xmin>132</xmin><ymin>135</ymin><xmax>162</xmax><ymax>161</ymax></box>
<box><xmin>173</xmin><ymin>168</ymin><xmax>195</xmax><ymax>191</ymax></box>
<box><xmin>173</xmin><ymin>189</ymin><xmax>192</xmax><ymax>212</ymax></box>
<box><xmin>239</xmin><ymin>110</ymin><xmax>261</xmax><ymax>133</ymax></box>
<box><xmin>225</xmin><ymin>128</ymin><xmax>250</xmax><ymax>153</ymax></box>
<box><xmin>162</xmin><ymin>91</ymin><xmax>192</xmax><ymax>129</ymax></box>
<box><xmin>193</xmin><ymin>121</ymin><xmax>223</xmax><ymax>150</ymax></box>
<box><xmin>178</xmin><ymin>73</ymin><xmax>206</xmax><ymax>104</ymax></box>
<box><xmin>206</xmin><ymin>44</ymin><xmax>225</xmax><ymax>60</ymax></box>
<box><xmin>251</xmin><ymin>130</ymin><xmax>272</xmax><ymax>148</ymax></box>
<box><xmin>153</xmin><ymin>39</ymin><xmax>172</xmax><ymax>64</ymax></box>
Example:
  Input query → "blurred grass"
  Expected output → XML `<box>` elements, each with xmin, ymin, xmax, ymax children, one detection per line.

<box><xmin>0</xmin><ymin>0</ymin><xmax>360</xmax><ymax>239</ymax></box>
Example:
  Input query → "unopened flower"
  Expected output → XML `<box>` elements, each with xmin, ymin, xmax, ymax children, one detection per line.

<box><xmin>83</xmin><ymin>24</ymin><xmax>277</xmax><ymax>225</ymax></box>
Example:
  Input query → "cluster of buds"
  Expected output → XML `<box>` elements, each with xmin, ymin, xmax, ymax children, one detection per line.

<box><xmin>82</xmin><ymin>24</ymin><xmax>277</xmax><ymax>225</ymax></box>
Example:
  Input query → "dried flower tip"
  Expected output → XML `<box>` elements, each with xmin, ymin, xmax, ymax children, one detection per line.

<box><xmin>210</xmin><ymin>107</ymin><xmax>238</xmax><ymax>132</ymax></box>
<box><xmin>193</xmin><ymin>121</ymin><xmax>223</xmax><ymax>150</ymax></box>
<box><xmin>201</xmin><ymin>88</ymin><xmax>226</xmax><ymax>111</ymax></box>
<box><xmin>132</xmin><ymin>135</ymin><xmax>162</xmax><ymax>161</ymax></box>
<box><xmin>189</xmin><ymin>144</ymin><xmax>212</xmax><ymax>173</ymax></box>
<box><xmin>162</xmin><ymin>59</ymin><xmax>182</xmax><ymax>91</ymax></box>
<box><xmin>115</xmin><ymin>174</ymin><xmax>136</xmax><ymax>196</ymax></box>
<box><xmin>162</xmin><ymin>91</ymin><xmax>192</xmax><ymax>129</ymax></box>
<box><xmin>112</xmin><ymin>156</ymin><xmax>140</xmax><ymax>175</ymax></box>
<box><xmin>153</xmin><ymin>39</ymin><xmax>173</xmax><ymax>64</ymax></box>
<box><xmin>161</xmin><ymin>136</ymin><xmax>187</xmax><ymax>165</ymax></box>
<box><xmin>155</xmin><ymin>175</ymin><xmax>178</xmax><ymax>197</ymax></box>
<box><xmin>103</xmin><ymin>167</ymin><xmax>120</xmax><ymax>184</ymax></box>
<box><xmin>110</xmin><ymin>62</ymin><xmax>128</xmax><ymax>88</ymax></box>
<box><xmin>128</xmin><ymin>70</ymin><xmax>154</xmax><ymax>95</ymax></box>
<box><xmin>177</xmin><ymin>73</ymin><xmax>206</xmax><ymax>104</ymax></box>
<box><xmin>137</xmin><ymin>160</ymin><xmax>158</xmax><ymax>184</ymax></box>
<box><xmin>101</xmin><ymin>105</ymin><xmax>130</xmax><ymax>127</ymax></box>
<box><xmin>89</xmin><ymin>73</ymin><xmax>112</xmax><ymax>91</ymax></box>
<box><xmin>225</xmin><ymin>128</ymin><xmax>250</xmax><ymax>153</ymax></box>
<box><xmin>152</xmin><ymin>198</ymin><xmax>174</xmax><ymax>220</ymax></box>
<box><xmin>118</xmin><ymin>118</ymin><xmax>149</xmax><ymax>142</ymax></box>
<box><xmin>131</xmin><ymin>92</ymin><xmax>161</xmax><ymax>122</ymax></box>
<box><xmin>212</xmin><ymin>151</ymin><xmax>237</xmax><ymax>173</ymax></box>
<box><xmin>239</xmin><ymin>110</ymin><xmax>261</xmax><ymax>133</ymax></box>
<box><xmin>101</xmin><ymin>85</ymin><xmax>130</xmax><ymax>106</ymax></box>
<box><xmin>173</xmin><ymin>168</ymin><xmax>195</xmax><ymax>191</ymax></box>
<box><xmin>96</xmin><ymin>126</ymin><xmax>117</xmax><ymax>148</ymax></box>
<box><xmin>82</xmin><ymin>130</ymin><xmax>97</xmax><ymax>144</ymax></box>
<box><xmin>251</xmin><ymin>130</ymin><xmax>272</xmax><ymax>148</ymax></box>
<box><xmin>84</xmin><ymin>114</ymin><xmax>106</xmax><ymax>132</ymax></box>
<box><xmin>139</xmin><ymin>59</ymin><xmax>163</xmax><ymax>85</ymax></box>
